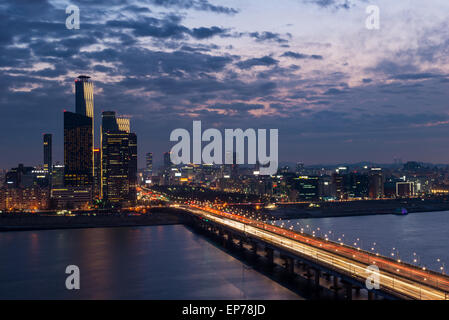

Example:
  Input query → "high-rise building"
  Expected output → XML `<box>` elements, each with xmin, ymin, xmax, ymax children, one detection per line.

<box><xmin>93</xmin><ymin>148</ymin><xmax>101</xmax><ymax>199</ymax></box>
<box><xmin>164</xmin><ymin>152</ymin><xmax>172</xmax><ymax>168</ymax></box>
<box><xmin>75</xmin><ymin>75</ymin><xmax>94</xmax><ymax>118</ymax></box>
<box><xmin>102</xmin><ymin>131</ymin><xmax>130</xmax><ymax>204</ymax></box>
<box><xmin>101</xmin><ymin>111</ymin><xmax>137</xmax><ymax>205</ymax></box>
<box><xmin>128</xmin><ymin>133</ymin><xmax>137</xmax><ymax>202</ymax></box>
<box><xmin>64</xmin><ymin>111</ymin><xmax>93</xmax><ymax>188</ymax></box>
<box><xmin>369</xmin><ymin>168</ymin><xmax>384</xmax><ymax>199</ymax></box>
<box><xmin>75</xmin><ymin>75</ymin><xmax>94</xmax><ymax>179</ymax></box>
<box><xmin>51</xmin><ymin>163</ymin><xmax>65</xmax><ymax>188</ymax></box>
<box><xmin>146</xmin><ymin>152</ymin><xmax>153</xmax><ymax>177</ymax></box>
<box><xmin>294</xmin><ymin>176</ymin><xmax>320</xmax><ymax>201</ymax></box>
<box><xmin>43</xmin><ymin>134</ymin><xmax>52</xmax><ymax>174</ymax></box>
<box><xmin>116</xmin><ymin>117</ymin><xmax>130</xmax><ymax>133</ymax></box>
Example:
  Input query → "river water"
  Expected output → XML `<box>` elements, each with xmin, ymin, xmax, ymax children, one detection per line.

<box><xmin>0</xmin><ymin>225</ymin><xmax>301</xmax><ymax>300</ymax></box>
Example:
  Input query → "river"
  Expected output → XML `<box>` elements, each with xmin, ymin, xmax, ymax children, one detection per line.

<box><xmin>0</xmin><ymin>224</ymin><xmax>301</xmax><ymax>299</ymax></box>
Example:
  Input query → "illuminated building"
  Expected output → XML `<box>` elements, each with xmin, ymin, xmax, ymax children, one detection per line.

<box><xmin>332</xmin><ymin>173</ymin><xmax>344</xmax><ymax>199</ymax></box>
<box><xmin>43</xmin><ymin>134</ymin><xmax>52</xmax><ymax>174</ymax></box>
<box><xmin>347</xmin><ymin>173</ymin><xmax>369</xmax><ymax>199</ymax></box>
<box><xmin>101</xmin><ymin>111</ymin><xmax>137</xmax><ymax>205</ymax></box>
<box><xmin>116</xmin><ymin>117</ymin><xmax>130</xmax><ymax>133</ymax></box>
<box><xmin>146</xmin><ymin>152</ymin><xmax>153</xmax><ymax>177</ymax></box>
<box><xmin>294</xmin><ymin>176</ymin><xmax>320</xmax><ymax>201</ymax></box>
<box><xmin>2</xmin><ymin>164</ymin><xmax>50</xmax><ymax>210</ymax></box>
<box><xmin>63</xmin><ymin>111</ymin><xmax>93</xmax><ymax>188</ymax></box>
<box><xmin>93</xmin><ymin>148</ymin><xmax>101</xmax><ymax>199</ymax></box>
<box><xmin>5</xmin><ymin>164</ymin><xmax>34</xmax><ymax>188</ymax></box>
<box><xmin>51</xmin><ymin>188</ymin><xmax>92</xmax><ymax>210</ymax></box>
<box><xmin>128</xmin><ymin>133</ymin><xmax>137</xmax><ymax>202</ymax></box>
<box><xmin>396</xmin><ymin>182</ymin><xmax>415</xmax><ymax>197</ymax></box>
<box><xmin>75</xmin><ymin>75</ymin><xmax>94</xmax><ymax>179</ymax></box>
<box><xmin>75</xmin><ymin>75</ymin><xmax>94</xmax><ymax>118</ymax></box>
<box><xmin>369</xmin><ymin>168</ymin><xmax>384</xmax><ymax>199</ymax></box>
<box><xmin>1</xmin><ymin>186</ymin><xmax>50</xmax><ymax>211</ymax></box>
<box><xmin>51</xmin><ymin>163</ymin><xmax>64</xmax><ymax>188</ymax></box>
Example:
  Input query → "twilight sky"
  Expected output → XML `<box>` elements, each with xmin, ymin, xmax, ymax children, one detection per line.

<box><xmin>1</xmin><ymin>0</ymin><xmax>449</xmax><ymax>169</ymax></box>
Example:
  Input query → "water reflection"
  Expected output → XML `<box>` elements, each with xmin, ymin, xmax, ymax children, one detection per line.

<box><xmin>0</xmin><ymin>225</ymin><xmax>300</xmax><ymax>300</ymax></box>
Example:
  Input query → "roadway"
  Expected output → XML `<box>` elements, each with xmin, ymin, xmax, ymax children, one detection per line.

<box><xmin>184</xmin><ymin>204</ymin><xmax>449</xmax><ymax>300</ymax></box>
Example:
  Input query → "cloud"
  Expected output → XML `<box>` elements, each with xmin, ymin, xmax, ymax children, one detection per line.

<box><xmin>248</xmin><ymin>32</ymin><xmax>290</xmax><ymax>44</ymax></box>
<box><xmin>281</xmin><ymin>51</ymin><xmax>324</xmax><ymax>60</ymax></box>
<box><xmin>146</xmin><ymin>0</ymin><xmax>239</xmax><ymax>15</ymax></box>
<box><xmin>391</xmin><ymin>73</ymin><xmax>442</xmax><ymax>81</ymax></box>
<box><xmin>303</xmin><ymin>0</ymin><xmax>363</xmax><ymax>10</ymax></box>
<box><xmin>236</xmin><ymin>56</ymin><xmax>279</xmax><ymax>70</ymax></box>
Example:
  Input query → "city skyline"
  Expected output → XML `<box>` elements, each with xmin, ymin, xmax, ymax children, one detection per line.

<box><xmin>2</xmin><ymin>1</ymin><xmax>449</xmax><ymax>169</ymax></box>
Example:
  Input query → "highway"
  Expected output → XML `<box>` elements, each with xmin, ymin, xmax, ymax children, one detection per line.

<box><xmin>184</xmin><ymin>204</ymin><xmax>449</xmax><ymax>300</ymax></box>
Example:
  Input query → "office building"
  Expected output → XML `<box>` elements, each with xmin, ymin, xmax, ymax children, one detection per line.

<box><xmin>146</xmin><ymin>152</ymin><xmax>153</xmax><ymax>177</ymax></box>
<box><xmin>116</xmin><ymin>117</ymin><xmax>130</xmax><ymax>133</ymax></box>
<box><xmin>63</xmin><ymin>111</ymin><xmax>93</xmax><ymax>188</ymax></box>
<box><xmin>43</xmin><ymin>134</ymin><xmax>52</xmax><ymax>174</ymax></box>
<box><xmin>369</xmin><ymin>168</ymin><xmax>384</xmax><ymax>199</ymax></box>
<box><xmin>101</xmin><ymin>111</ymin><xmax>137</xmax><ymax>205</ymax></box>
<box><xmin>93</xmin><ymin>148</ymin><xmax>101</xmax><ymax>199</ymax></box>
<box><xmin>75</xmin><ymin>75</ymin><xmax>94</xmax><ymax>179</ymax></box>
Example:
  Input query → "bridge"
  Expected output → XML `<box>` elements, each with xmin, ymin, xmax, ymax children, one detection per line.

<box><xmin>180</xmin><ymin>203</ymin><xmax>449</xmax><ymax>300</ymax></box>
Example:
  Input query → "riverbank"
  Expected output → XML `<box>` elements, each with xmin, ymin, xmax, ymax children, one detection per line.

<box><xmin>0</xmin><ymin>208</ymin><xmax>187</xmax><ymax>232</ymax></box>
<box><xmin>264</xmin><ymin>198</ymin><xmax>449</xmax><ymax>219</ymax></box>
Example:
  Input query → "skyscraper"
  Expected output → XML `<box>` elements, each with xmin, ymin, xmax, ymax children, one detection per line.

<box><xmin>369</xmin><ymin>168</ymin><xmax>384</xmax><ymax>199</ymax></box>
<box><xmin>128</xmin><ymin>133</ymin><xmax>137</xmax><ymax>202</ymax></box>
<box><xmin>101</xmin><ymin>111</ymin><xmax>137</xmax><ymax>205</ymax></box>
<box><xmin>116</xmin><ymin>117</ymin><xmax>130</xmax><ymax>133</ymax></box>
<box><xmin>43</xmin><ymin>134</ymin><xmax>52</xmax><ymax>174</ymax></box>
<box><xmin>64</xmin><ymin>111</ymin><xmax>93</xmax><ymax>187</ymax></box>
<box><xmin>164</xmin><ymin>152</ymin><xmax>172</xmax><ymax>169</ymax></box>
<box><xmin>146</xmin><ymin>152</ymin><xmax>153</xmax><ymax>177</ymax></box>
<box><xmin>75</xmin><ymin>75</ymin><xmax>94</xmax><ymax>179</ymax></box>
<box><xmin>93</xmin><ymin>148</ymin><xmax>101</xmax><ymax>199</ymax></box>
<box><xmin>75</xmin><ymin>75</ymin><xmax>94</xmax><ymax>118</ymax></box>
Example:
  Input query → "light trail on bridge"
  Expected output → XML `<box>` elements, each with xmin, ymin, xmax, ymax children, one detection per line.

<box><xmin>185</xmin><ymin>204</ymin><xmax>449</xmax><ymax>300</ymax></box>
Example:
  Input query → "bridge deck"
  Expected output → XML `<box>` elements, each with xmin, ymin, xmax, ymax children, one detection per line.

<box><xmin>185</xmin><ymin>204</ymin><xmax>449</xmax><ymax>300</ymax></box>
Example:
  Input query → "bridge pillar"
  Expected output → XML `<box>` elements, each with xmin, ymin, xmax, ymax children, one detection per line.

<box><xmin>368</xmin><ymin>290</ymin><xmax>375</xmax><ymax>300</ymax></box>
<box><xmin>354</xmin><ymin>286</ymin><xmax>361</xmax><ymax>295</ymax></box>
<box><xmin>314</xmin><ymin>269</ymin><xmax>321</xmax><ymax>288</ymax></box>
<box><xmin>265</xmin><ymin>247</ymin><xmax>274</xmax><ymax>266</ymax></box>
<box><xmin>220</xmin><ymin>231</ymin><xmax>227</xmax><ymax>248</ymax></box>
<box><xmin>238</xmin><ymin>238</ymin><xmax>244</xmax><ymax>250</ymax></box>
<box><xmin>250</xmin><ymin>242</ymin><xmax>258</xmax><ymax>257</ymax></box>
<box><xmin>281</xmin><ymin>255</ymin><xmax>294</xmax><ymax>275</ymax></box>
<box><xmin>330</xmin><ymin>276</ymin><xmax>341</xmax><ymax>299</ymax></box>
<box><xmin>304</xmin><ymin>267</ymin><xmax>313</xmax><ymax>282</ymax></box>
<box><xmin>344</xmin><ymin>283</ymin><xmax>353</xmax><ymax>300</ymax></box>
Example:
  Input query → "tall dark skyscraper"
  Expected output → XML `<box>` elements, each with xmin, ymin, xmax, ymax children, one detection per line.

<box><xmin>75</xmin><ymin>75</ymin><xmax>94</xmax><ymax>178</ymax></box>
<box><xmin>164</xmin><ymin>152</ymin><xmax>172</xmax><ymax>168</ymax></box>
<box><xmin>43</xmin><ymin>134</ymin><xmax>52</xmax><ymax>174</ymax></box>
<box><xmin>146</xmin><ymin>152</ymin><xmax>153</xmax><ymax>177</ymax></box>
<box><xmin>128</xmin><ymin>133</ymin><xmax>137</xmax><ymax>202</ymax></box>
<box><xmin>64</xmin><ymin>111</ymin><xmax>93</xmax><ymax>187</ymax></box>
<box><xmin>93</xmin><ymin>148</ymin><xmax>101</xmax><ymax>199</ymax></box>
<box><xmin>101</xmin><ymin>111</ymin><xmax>137</xmax><ymax>205</ymax></box>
